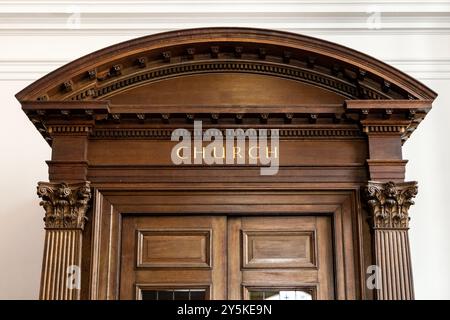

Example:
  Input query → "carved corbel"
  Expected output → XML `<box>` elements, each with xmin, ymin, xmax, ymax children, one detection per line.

<box><xmin>210</xmin><ymin>46</ymin><xmax>219</xmax><ymax>58</ymax></box>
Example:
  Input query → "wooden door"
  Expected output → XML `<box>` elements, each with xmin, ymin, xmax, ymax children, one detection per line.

<box><xmin>120</xmin><ymin>216</ymin><xmax>227</xmax><ymax>299</ymax></box>
<box><xmin>228</xmin><ymin>216</ymin><xmax>334</xmax><ymax>300</ymax></box>
<box><xmin>120</xmin><ymin>215</ymin><xmax>334</xmax><ymax>300</ymax></box>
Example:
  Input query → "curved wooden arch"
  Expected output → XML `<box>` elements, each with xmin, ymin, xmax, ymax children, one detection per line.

<box><xmin>16</xmin><ymin>28</ymin><xmax>436</xmax><ymax>102</ymax></box>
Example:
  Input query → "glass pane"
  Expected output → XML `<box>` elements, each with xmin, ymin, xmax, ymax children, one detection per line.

<box><xmin>158</xmin><ymin>290</ymin><xmax>174</xmax><ymax>300</ymax></box>
<box><xmin>264</xmin><ymin>291</ymin><xmax>280</xmax><ymax>300</ymax></box>
<box><xmin>249</xmin><ymin>291</ymin><xmax>264</xmax><ymax>300</ymax></box>
<box><xmin>189</xmin><ymin>290</ymin><xmax>206</xmax><ymax>300</ymax></box>
<box><xmin>249</xmin><ymin>289</ymin><xmax>313</xmax><ymax>300</ymax></box>
<box><xmin>141</xmin><ymin>290</ymin><xmax>157</xmax><ymax>300</ymax></box>
<box><xmin>174</xmin><ymin>290</ymin><xmax>190</xmax><ymax>300</ymax></box>
<box><xmin>141</xmin><ymin>289</ymin><xmax>206</xmax><ymax>300</ymax></box>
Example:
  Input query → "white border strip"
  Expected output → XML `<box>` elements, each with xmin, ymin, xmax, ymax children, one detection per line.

<box><xmin>1</xmin><ymin>1</ymin><xmax>449</xmax><ymax>14</ymax></box>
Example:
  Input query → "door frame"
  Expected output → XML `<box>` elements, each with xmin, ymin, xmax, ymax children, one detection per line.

<box><xmin>87</xmin><ymin>187</ymin><xmax>366</xmax><ymax>300</ymax></box>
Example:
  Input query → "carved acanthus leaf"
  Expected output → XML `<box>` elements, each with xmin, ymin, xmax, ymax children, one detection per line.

<box><xmin>364</xmin><ymin>181</ymin><xmax>418</xmax><ymax>229</ymax></box>
<box><xmin>37</xmin><ymin>181</ymin><xmax>91</xmax><ymax>230</ymax></box>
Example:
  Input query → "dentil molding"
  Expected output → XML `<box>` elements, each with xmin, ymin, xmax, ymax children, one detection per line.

<box><xmin>2</xmin><ymin>58</ymin><xmax>449</xmax><ymax>81</ymax></box>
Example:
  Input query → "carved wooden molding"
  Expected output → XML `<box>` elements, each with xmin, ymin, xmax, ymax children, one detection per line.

<box><xmin>91</xmin><ymin>127</ymin><xmax>363</xmax><ymax>140</ymax></box>
<box><xmin>362</xmin><ymin>122</ymin><xmax>411</xmax><ymax>142</ymax></box>
<box><xmin>21</xmin><ymin>98</ymin><xmax>432</xmax><ymax>145</ymax></box>
<box><xmin>37</xmin><ymin>181</ymin><xmax>91</xmax><ymax>230</ymax></box>
<box><xmin>365</xmin><ymin>181</ymin><xmax>417</xmax><ymax>229</ymax></box>
<box><xmin>47</xmin><ymin>125</ymin><xmax>92</xmax><ymax>135</ymax></box>
<box><xmin>362</xmin><ymin>123</ymin><xmax>408</xmax><ymax>134</ymax></box>
<box><xmin>71</xmin><ymin>60</ymin><xmax>390</xmax><ymax>102</ymax></box>
<box><xmin>16</xmin><ymin>28</ymin><xmax>437</xmax><ymax>103</ymax></box>
<box><xmin>348</xmin><ymin>100</ymin><xmax>431</xmax><ymax>142</ymax></box>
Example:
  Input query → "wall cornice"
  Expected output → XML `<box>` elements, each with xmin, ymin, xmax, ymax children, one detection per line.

<box><xmin>0</xmin><ymin>1</ymin><xmax>449</xmax><ymax>35</ymax></box>
<box><xmin>1</xmin><ymin>1</ymin><xmax>449</xmax><ymax>81</ymax></box>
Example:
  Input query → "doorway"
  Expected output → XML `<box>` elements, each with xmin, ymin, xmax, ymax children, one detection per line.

<box><xmin>120</xmin><ymin>215</ymin><xmax>334</xmax><ymax>300</ymax></box>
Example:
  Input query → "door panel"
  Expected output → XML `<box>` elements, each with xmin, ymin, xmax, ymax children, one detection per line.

<box><xmin>120</xmin><ymin>215</ymin><xmax>334</xmax><ymax>300</ymax></box>
<box><xmin>120</xmin><ymin>216</ymin><xmax>227</xmax><ymax>299</ymax></box>
<box><xmin>228</xmin><ymin>216</ymin><xmax>334</xmax><ymax>300</ymax></box>
<box><xmin>242</xmin><ymin>230</ymin><xmax>316</xmax><ymax>268</ymax></box>
<box><xmin>137</xmin><ymin>229</ymin><xmax>212</xmax><ymax>268</ymax></box>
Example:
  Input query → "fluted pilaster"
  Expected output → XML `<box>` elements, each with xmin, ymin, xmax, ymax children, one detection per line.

<box><xmin>365</xmin><ymin>181</ymin><xmax>417</xmax><ymax>300</ymax></box>
<box><xmin>37</xmin><ymin>181</ymin><xmax>91</xmax><ymax>300</ymax></box>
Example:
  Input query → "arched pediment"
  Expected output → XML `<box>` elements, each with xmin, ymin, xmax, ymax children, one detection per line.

<box><xmin>16</xmin><ymin>28</ymin><xmax>436</xmax><ymax>102</ymax></box>
<box><xmin>17</xmin><ymin>28</ymin><xmax>436</xmax><ymax>145</ymax></box>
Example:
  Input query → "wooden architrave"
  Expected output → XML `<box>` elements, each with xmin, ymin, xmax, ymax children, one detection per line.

<box><xmin>17</xmin><ymin>28</ymin><xmax>437</xmax><ymax>300</ymax></box>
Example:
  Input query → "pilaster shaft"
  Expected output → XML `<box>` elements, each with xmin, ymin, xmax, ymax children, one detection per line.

<box><xmin>365</xmin><ymin>181</ymin><xmax>417</xmax><ymax>300</ymax></box>
<box><xmin>37</xmin><ymin>181</ymin><xmax>91</xmax><ymax>300</ymax></box>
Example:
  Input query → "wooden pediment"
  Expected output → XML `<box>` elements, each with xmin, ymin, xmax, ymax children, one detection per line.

<box><xmin>16</xmin><ymin>28</ymin><xmax>437</xmax><ymax>144</ymax></box>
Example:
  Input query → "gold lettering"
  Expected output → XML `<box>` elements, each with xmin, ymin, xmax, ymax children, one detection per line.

<box><xmin>176</xmin><ymin>147</ymin><xmax>189</xmax><ymax>160</ymax></box>
<box><xmin>193</xmin><ymin>146</ymin><xmax>205</xmax><ymax>159</ymax></box>
<box><xmin>266</xmin><ymin>146</ymin><xmax>278</xmax><ymax>158</ymax></box>
<box><xmin>233</xmin><ymin>146</ymin><xmax>242</xmax><ymax>159</ymax></box>
<box><xmin>248</xmin><ymin>146</ymin><xmax>259</xmax><ymax>159</ymax></box>
<box><xmin>178</xmin><ymin>144</ymin><xmax>278</xmax><ymax>162</ymax></box>
<box><xmin>213</xmin><ymin>146</ymin><xmax>225</xmax><ymax>159</ymax></box>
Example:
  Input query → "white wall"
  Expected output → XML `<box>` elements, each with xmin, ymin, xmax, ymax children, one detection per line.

<box><xmin>0</xmin><ymin>0</ymin><xmax>449</xmax><ymax>299</ymax></box>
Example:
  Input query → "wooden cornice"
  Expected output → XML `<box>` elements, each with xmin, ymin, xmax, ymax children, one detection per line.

<box><xmin>345</xmin><ymin>99</ymin><xmax>433</xmax><ymax>110</ymax></box>
<box><xmin>21</xmin><ymin>100</ymin><xmax>110</xmax><ymax>111</ymax></box>
<box><xmin>22</xmin><ymin>99</ymin><xmax>431</xmax><ymax>145</ymax></box>
<box><xmin>17</xmin><ymin>29</ymin><xmax>437</xmax><ymax>145</ymax></box>
<box><xmin>15</xmin><ymin>28</ymin><xmax>437</xmax><ymax>103</ymax></box>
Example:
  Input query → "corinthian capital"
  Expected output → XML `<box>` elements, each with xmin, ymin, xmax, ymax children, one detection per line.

<box><xmin>37</xmin><ymin>181</ymin><xmax>91</xmax><ymax>230</ymax></box>
<box><xmin>364</xmin><ymin>181</ymin><xmax>418</xmax><ymax>229</ymax></box>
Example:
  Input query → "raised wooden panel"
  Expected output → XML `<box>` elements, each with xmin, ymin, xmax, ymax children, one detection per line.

<box><xmin>137</xmin><ymin>229</ymin><xmax>212</xmax><ymax>268</ymax></box>
<box><xmin>242</xmin><ymin>230</ymin><xmax>316</xmax><ymax>268</ymax></box>
<box><xmin>109</xmin><ymin>73</ymin><xmax>346</xmax><ymax>105</ymax></box>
